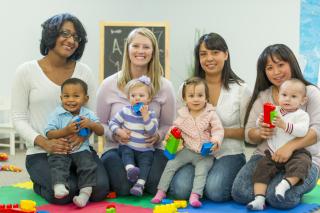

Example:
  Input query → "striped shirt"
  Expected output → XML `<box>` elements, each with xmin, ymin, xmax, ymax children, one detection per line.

<box><xmin>109</xmin><ymin>106</ymin><xmax>158</xmax><ymax>151</ymax></box>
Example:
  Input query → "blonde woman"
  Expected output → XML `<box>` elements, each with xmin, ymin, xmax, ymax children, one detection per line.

<box><xmin>97</xmin><ymin>28</ymin><xmax>176</xmax><ymax>195</ymax></box>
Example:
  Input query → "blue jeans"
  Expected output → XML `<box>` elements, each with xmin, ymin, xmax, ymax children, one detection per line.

<box><xmin>231</xmin><ymin>155</ymin><xmax>319</xmax><ymax>209</ymax></box>
<box><xmin>26</xmin><ymin>148</ymin><xmax>109</xmax><ymax>204</ymax></box>
<box><xmin>118</xmin><ymin>145</ymin><xmax>154</xmax><ymax>181</ymax></box>
<box><xmin>168</xmin><ymin>153</ymin><xmax>246</xmax><ymax>201</ymax></box>
<box><xmin>101</xmin><ymin>148</ymin><xmax>167</xmax><ymax>196</ymax></box>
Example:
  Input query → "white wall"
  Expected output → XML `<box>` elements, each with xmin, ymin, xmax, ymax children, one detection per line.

<box><xmin>0</xmin><ymin>0</ymin><xmax>300</xmax><ymax>98</ymax></box>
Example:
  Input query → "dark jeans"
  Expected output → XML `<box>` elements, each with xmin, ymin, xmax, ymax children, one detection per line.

<box><xmin>26</xmin><ymin>147</ymin><xmax>109</xmax><ymax>205</ymax></box>
<box><xmin>118</xmin><ymin>145</ymin><xmax>154</xmax><ymax>181</ymax></box>
<box><xmin>48</xmin><ymin>150</ymin><xmax>97</xmax><ymax>189</ymax></box>
<box><xmin>101</xmin><ymin>148</ymin><xmax>167</xmax><ymax>196</ymax></box>
<box><xmin>168</xmin><ymin>153</ymin><xmax>246</xmax><ymax>202</ymax></box>
<box><xmin>232</xmin><ymin>154</ymin><xmax>319</xmax><ymax>209</ymax></box>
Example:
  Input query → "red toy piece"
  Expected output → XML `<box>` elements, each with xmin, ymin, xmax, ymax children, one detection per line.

<box><xmin>0</xmin><ymin>153</ymin><xmax>8</xmax><ymax>161</ymax></box>
<box><xmin>0</xmin><ymin>200</ymin><xmax>36</xmax><ymax>212</ymax></box>
<box><xmin>106</xmin><ymin>204</ymin><xmax>116</xmax><ymax>213</ymax></box>
<box><xmin>106</xmin><ymin>191</ymin><xmax>117</xmax><ymax>199</ymax></box>
<box><xmin>263</xmin><ymin>102</ymin><xmax>277</xmax><ymax>128</ymax></box>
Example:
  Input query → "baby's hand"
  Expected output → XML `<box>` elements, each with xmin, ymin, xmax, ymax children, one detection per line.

<box><xmin>65</xmin><ymin>122</ymin><xmax>78</xmax><ymax>134</ymax></box>
<box><xmin>140</xmin><ymin>105</ymin><xmax>150</xmax><ymax>121</ymax></box>
<box><xmin>272</xmin><ymin>115</ymin><xmax>286</xmax><ymax>130</ymax></box>
<box><xmin>177</xmin><ymin>139</ymin><xmax>184</xmax><ymax>152</ymax></box>
<box><xmin>78</xmin><ymin>117</ymin><xmax>92</xmax><ymax>129</ymax></box>
<box><xmin>212</xmin><ymin>141</ymin><xmax>221</xmax><ymax>152</ymax></box>
<box><xmin>258</xmin><ymin>113</ymin><xmax>264</xmax><ymax>127</ymax></box>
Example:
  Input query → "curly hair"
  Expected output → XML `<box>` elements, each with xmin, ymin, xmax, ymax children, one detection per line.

<box><xmin>40</xmin><ymin>13</ymin><xmax>87</xmax><ymax>61</ymax></box>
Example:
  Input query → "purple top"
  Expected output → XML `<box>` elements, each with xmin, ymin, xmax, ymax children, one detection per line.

<box><xmin>96</xmin><ymin>72</ymin><xmax>176</xmax><ymax>151</ymax></box>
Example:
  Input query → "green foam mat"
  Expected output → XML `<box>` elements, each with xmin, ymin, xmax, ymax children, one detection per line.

<box><xmin>107</xmin><ymin>194</ymin><xmax>155</xmax><ymax>208</ymax></box>
<box><xmin>303</xmin><ymin>184</ymin><xmax>320</xmax><ymax>204</ymax></box>
<box><xmin>0</xmin><ymin>186</ymin><xmax>48</xmax><ymax>206</ymax></box>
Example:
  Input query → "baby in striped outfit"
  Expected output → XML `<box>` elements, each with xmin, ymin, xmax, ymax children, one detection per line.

<box><xmin>109</xmin><ymin>75</ymin><xmax>158</xmax><ymax>196</ymax></box>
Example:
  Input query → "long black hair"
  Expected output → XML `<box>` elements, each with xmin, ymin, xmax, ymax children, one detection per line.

<box><xmin>40</xmin><ymin>13</ymin><xmax>87</xmax><ymax>61</ymax></box>
<box><xmin>244</xmin><ymin>44</ymin><xmax>313</xmax><ymax>125</ymax></box>
<box><xmin>194</xmin><ymin>32</ymin><xmax>243</xmax><ymax>90</ymax></box>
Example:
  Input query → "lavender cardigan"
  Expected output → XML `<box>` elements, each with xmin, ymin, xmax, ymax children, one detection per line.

<box><xmin>96</xmin><ymin>72</ymin><xmax>176</xmax><ymax>151</ymax></box>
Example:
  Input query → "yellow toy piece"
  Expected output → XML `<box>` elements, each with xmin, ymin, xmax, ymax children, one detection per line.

<box><xmin>20</xmin><ymin>200</ymin><xmax>36</xmax><ymax>212</ymax></box>
<box><xmin>0</xmin><ymin>164</ymin><xmax>22</xmax><ymax>172</ymax></box>
<box><xmin>173</xmin><ymin>200</ymin><xmax>187</xmax><ymax>208</ymax></box>
<box><xmin>153</xmin><ymin>204</ymin><xmax>178</xmax><ymax>213</ymax></box>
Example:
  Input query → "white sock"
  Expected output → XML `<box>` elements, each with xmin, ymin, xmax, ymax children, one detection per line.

<box><xmin>247</xmin><ymin>195</ymin><xmax>266</xmax><ymax>210</ymax></box>
<box><xmin>125</xmin><ymin>164</ymin><xmax>135</xmax><ymax>171</ymax></box>
<box><xmin>54</xmin><ymin>184</ymin><xmax>69</xmax><ymax>199</ymax></box>
<box><xmin>73</xmin><ymin>187</ymin><xmax>92</xmax><ymax>208</ymax></box>
<box><xmin>275</xmin><ymin>178</ymin><xmax>291</xmax><ymax>201</ymax></box>
<box><xmin>137</xmin><ymin>179</ymin><xmax>145</xmax><ymax>186</ymax></box>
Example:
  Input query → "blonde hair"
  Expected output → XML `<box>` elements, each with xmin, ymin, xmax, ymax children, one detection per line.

<box><xmin>124</xmin><ymin>78</ymin><xmax>155</xmax><ymax>99</ymax></box>
<box><xmin>117</xmin><ymin>27</ymin><xmax>163</xmax><ymax>94</ymax></box>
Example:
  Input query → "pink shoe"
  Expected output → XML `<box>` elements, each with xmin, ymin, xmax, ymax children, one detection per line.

<box><xmin>189</xmin><ymin>192</ymin><xmax>202</xmax><ymax>208</ymax></box>
<box><xmin>151</xmin><ymin>190</ymin><xmax>166</xmax><ymax>204</ymax></box>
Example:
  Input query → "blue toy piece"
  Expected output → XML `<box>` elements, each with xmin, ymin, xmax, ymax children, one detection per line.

<box><xmin>200</xmin><ymin>142</ymin><xmax>214</xmax><ymax>156</ymax></box>
<box><xmin>161</xmin><ymin>199</ymin><xmax>173</xmax><ymax>204</ymax></box>
<box><xmin>74</xmin><ymin>116</ymin><xmax>90</xmax><ymax>137</ymax></box>
<box><xmin>164</xmin><ymin>150</ymin><xmax>176</xmax><ymax>160</ymax></box>
<box><xmin>132</xmin><ymin>102</ymin><xmax>144</xmax><ymax>115</ymax></box>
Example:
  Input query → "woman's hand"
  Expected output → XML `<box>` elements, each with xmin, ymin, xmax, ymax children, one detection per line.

<box><xmin>272</xmin><ymin>143</ymin><xmax>294</xmax><ymax>163</ymax></box>
<box><xmin>44</xmin><ymin>138</ymin><xmax>71</xmax><ymax>154</ymax></box>
<box><xmin>145</xmin><ymin>133</ymin><xmax>160</xmax><ymax>147</ymax></box>
<box><xmin>258</xmin><ymin>122</ymin><xmax>274</xmax><ymax>140</ymax></box>
<box><xmin>113</xmin><ymin>128</ymin><xmax>131</xmax><ymax>144</ymax></box>
<box><xmin>65</xmin><ymin>134</ymin><xmax>86</xmax><ymax>151</ymax></box>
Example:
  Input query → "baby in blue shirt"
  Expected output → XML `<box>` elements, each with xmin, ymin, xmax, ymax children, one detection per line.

<box><xmin>45</xmin><ymin>78</ymin><xmax>104</xmax><ymax>208</ymax></box>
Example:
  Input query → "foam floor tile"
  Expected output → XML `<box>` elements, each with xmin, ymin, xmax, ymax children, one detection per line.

<box><xmin>303</xmin><ymin>184</ymin><xmax>320</xmax><ymax>204</ymax></box>
<box><xmin>37</xmin><ymin>201</ymin><xmax>152</xmax><ymax>213</ymax></box>
<box><xmin>0</xmin><ymin>186</ymin><xmax>47</xmax><ymax>205</ymax></box>
<box><xmin>12</xmin><ymin>181</ymin><xmax>33</xmax><ymax>189</ymax></box>
<box><xmin>179</xmin><ymin>201</ymin><xmax>320</xmax><ymax>213</ymax></box>
<box><xmin>107</xmin><ymin>194</ymin><xmax>155</xmax><ymax>208</ymax></box>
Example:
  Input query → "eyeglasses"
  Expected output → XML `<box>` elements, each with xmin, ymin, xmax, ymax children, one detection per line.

<box><xmin>59</xmin><ymin>30</ymin><xmax>82</xmax><ymax>43</ymax></box>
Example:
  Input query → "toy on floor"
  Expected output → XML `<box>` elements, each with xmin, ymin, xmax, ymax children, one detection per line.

<box><xmin>0</xmin><ymin>152</ymin><xmax>8</xmax><ymax>161</ymax></box>
<box><xmin>0</xmin><ymin>200</ymin><xmax>36</xmax><ymax>212</ymax></box>
<box><xmin>155</xmin><ymin>199</ymin><xmax>188</xmax><ymax>212</ymax></box>
<box><xmin>153</xmin><ymin>203</ymin><xmax>177</xmax><ymax>213</ymax></box>
<box><xmin>106</xmin><ymin>191</ymin><xmax>117</xmax><ymax>199</ymax></box>
<box><xmin>0</xmin><ymin>163</ymin><xmax>22</xmax><ymax>172</ymax></box>
<box><xmin>106</xmin><ymin>204</ymin><xmax>116</xmax><ymax>213</ymax></box>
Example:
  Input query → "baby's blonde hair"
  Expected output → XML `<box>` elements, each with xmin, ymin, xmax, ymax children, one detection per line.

<box><xmin>124</xmin><ymin>78</ymin><xmax>155</xmax><ymax>99</ymax></box>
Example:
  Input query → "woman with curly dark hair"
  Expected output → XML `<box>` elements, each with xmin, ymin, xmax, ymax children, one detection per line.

<box><xmin>11</xmin><ymin>13</ymin><xmax>109</xmax><ymax>204</ymax></box>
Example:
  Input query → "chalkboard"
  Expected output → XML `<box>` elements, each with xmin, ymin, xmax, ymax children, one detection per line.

<box><xmin>99</xmin><ymin>22</ymin><xmax>169</xmax><ymax>81</ymax></box>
